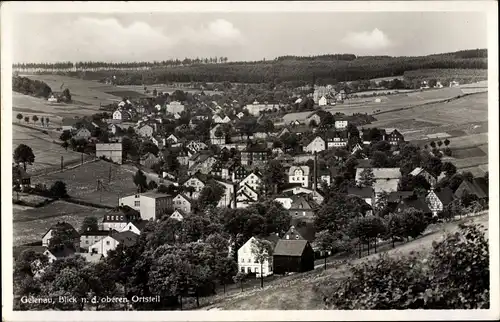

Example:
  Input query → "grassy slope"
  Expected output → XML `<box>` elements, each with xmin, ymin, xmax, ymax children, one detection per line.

<box><xmin>202</xmin><ymin>213</ymin><xmax>488</xmax><ymax>310</ymax></box>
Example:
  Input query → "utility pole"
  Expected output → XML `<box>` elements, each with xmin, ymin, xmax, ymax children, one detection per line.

<box><xmin>61</xmin><ymin>156</ymin><xmax>64</xmax><ymax>172</ymax></box>
<box><xmin>109</xmin><ymin>165</ymin><xmax>112</xmax><ymax>183</ymax></box>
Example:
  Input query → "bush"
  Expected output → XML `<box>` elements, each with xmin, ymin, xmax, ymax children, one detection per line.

<box><xmin>317</xmin><ymin>223</ymin><xmax>489</xmax><ymax>309</ymax></box>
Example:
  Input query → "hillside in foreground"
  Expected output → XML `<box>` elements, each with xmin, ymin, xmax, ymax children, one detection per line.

<box><xmin>202</xmin><ymin>213</ymin><xmax>488</xmax><ymax>310</ymax></box>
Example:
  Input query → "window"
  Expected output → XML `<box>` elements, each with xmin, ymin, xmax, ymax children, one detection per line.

<box><xmin>247</xmin><ymin>258</ymin><xmax>251</xmax><ymax>263</ymax></box>
<box><xmin>107</xmin><ymin>216</ymin><xmax>110</xmax><ymax>220</ymax></box>
<box><xmin>241</xmin><ymin>267</ymin><xmax>245</xmax><ymax>273</ymax></box>
<box><xmin>134</xmin><ymin>201</ymin><xmax>140</xmax><ymax>207</ymax></box>
<box><xmin>286</xmin><ymin>235</ymin><xmax>290</xmax><ymax>240</ymax></box>
<box><xmin>120</xmin><ymin>216</ymin><xmax>124</xmax><ymax>220</ymax></box>
<box><xmin>106</xmin><ymin>241</ymin><xmax>110</xmax><ymax>245</ymax></box>
<box><xmin>85</xmin><ymin>241</ymin><xmax>89</xmax><ymax>244</ymax></box>
<box><xmin>296</xmin><ymin>235</ymin><xmax>300</xmax><ymax>240</ymax></box>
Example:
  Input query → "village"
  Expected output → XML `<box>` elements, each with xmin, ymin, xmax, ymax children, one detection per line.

<box><xmin>12</xmin><ymin>73</ymin><xmax>490</xmax><ymax>311</ymax></box>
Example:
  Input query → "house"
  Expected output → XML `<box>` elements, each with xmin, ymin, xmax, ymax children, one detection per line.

<box><xmin>137</xmin><ymin>124</ymin><xmax>154</xmax><ymax>138</ymax></box>
<box><xmin>305</xmin><ymin>112</ymin><xmax>322</xmax><ymax>126</ymax></box>
<box><xmin>166</xmin><ymin>101</ymin><xmax>185</xmax><ymax>114</ymax></box>
<box><xmin>410</xmin><ymin>167</ymin><xmax>437</xmax><ymax>187</ymax></box>
<box><xmin>394</xmin><ymin>196</ymin><xmax>432</xmax><ymax>216</ymax></box>
<box><xmin>187</xmin><ymin>141</ymin><xmax>208</xmax><ymax>153</ymax></box>
<box><xmin>237</xmin><ymin>236</ymin><xmax>276</xmax><ymax>277</ymax></box>
<box><xmin>304</xmin><ymin>136</ymin><xmax>326</xmax><ymax>154</ymax></box>
<box><xmin>318</xmin><ymin>96</ymin><xmax>328</xmax><ymax>106</ymax></box>
<box><xmin>182</xmin><ymin>174</ymin><xmax>206</xmax><ymax>199</ymax></box>
<box><xmin>313</xmin><ymin>86</ymin><xmax>334</xmax><ymax>104</ymax></box>
<box><xmin>274</xmin><ymin>195</ymin><xmax>294</xmax><ymax>209</ymax></box>
<box><xmin>74</xmin><ymin>127</ymin><xmax>92</xmax><ymax>140</ymax></box>
<box><xmin>188</xmin><ymin>154</ymin><xmax>217</xmax><ymax>175</ymax></box>
<box><xmin>48</xmin><ymin>94</ymin><xmax>58</xmax><ymax>103</ymax></box>
<box><xmin>386</xmin><ymin>129</ymin><xmax>405</xmax><ymax>145</ymax></box>
<box><xmin>213</xmin><ymin>115</ymin><xmax>231</xmax><ymax>124</ymax></box>
<box><xmin>210</xmin><ymin>124</ymin><xmax>226</xmax><ymax>145</ymax></box>
<box><xmin>140</xmin><ymin>152</ymin><xmax>160</xmax><ymax>169</ymax></box>
<box><xmin>89</xmin><ymin>231</ymin><xmax>139</xmax><ymax>257</ymax></box>
<box><xmin>288</xmin><ymin>165</ymin><xmax>311</xmax><ymax>188</ymax></box>
<box><xmin>454</xmin><ymin>178</ymin><xmax>488</xmax><ymax>199</ymax></box>
<box><xmin>325</xmin><ymin>131</ymin><xmax>348</xmax><ymax>148</ymax></box>
<box><xmin>236</xmin><ymin>112</ymin><xmax>245</xmax><ymax>119</ymax></box>
<box><xmin>273</xmin><ymin>239</ymin><xmax>315</xmax><ymax>275</ymax></box>
<box><xmin>425</xmin><ymin>188</ymin><xmax>455</xmax><ymax>216</ymax></box>
<box><xmin>119</xmin><ymin>220</ymin><xmax>149</xmax><ymax>235</ymax></box>
<box><xmin>107</xmin><ymin>123</ymin><xmax>123</xmax><ymax>135</ymax></box>
<box><xmin>13</xmin><ymin>165</ymin><xmax>31</xmax><ymax>187</ymax></box>
<box><xmin>79</xmin><ymin>229</ymin><xmax>111</xmax><ymax>250</ymax></box>
<box><xmin>151</xmin><ymin>135</ymin><xmax>166</xmax><ymax>149</ymax></box>
<box><xmin>113</xmin><ymin>110</ymin><xmax>132</xmax><ymax>121</ymax></box>
<box><xmin>169</xmin><ymin>209</ymin><xmax>188</xmax><ymax>221</ymax></box>
<box><xmin>355</xmin><ymin>168</ymin><xmax>402</xmax><ymax>194</ymax></box>
<box><xmin>173</xmin><ymin>112</ymin><xmax>182</xmax><ymax>120</ymax></box>
<box><xmin>44</xmin><ymin>247</ymin><xmax>76</xmax><ymax>263</ymax></box>
<box><xmin>232</xmin><ymin>165</ymin><xmax>250</xmax><ymax>182</ymax></box>
<box><xmin>241</xmin><ymin>144</ymin><xmax>270</xmax><ymax>166</ymax></box>
<box><xmin>336</xmin><ymin>90</ymin><xmax>347</xmax><ymax>101</ymax></box>
<box><xmin>42</xmin><ymin>222</ymin><xmax>80</xmax><ymax>250</ymax></box>
<box><xmin>347</xmin><ymin>186</ymin><xmax>374</xmax><ymax>206</ymax></box>
<box><xmin>102</xmin><ymin>206</ymin><xmax>142</xmax><ymax>231</ymax></box>
<box><xmin>96</xmin><ymin>143</ymin><xmax>123</xmax><ymax>164</ymax></box>
<box><xmin>61</xmin><ymin>118</ymin><xmax>79</xmax><ymax>132</ymax></box>
<box><xmin>288</xmin><ymin>195</ymin><xmax>317</xmax><ymax>219</ymax></box>
<box><xmin>172</xmin><ymin>193</ymin><xmax>193</xmax><ymax>213</ymax></box>
<box><xmin>215</xmin><ymin>179</ymin><xmax>236</xmax><ymax>208</ymax></box>
<box><xmin>118</xmin><ymin>192</ymin><xmax>173</xmax><ymax>221</ymax></box>
<box><xmin>318</xmin><ymin>168</ymin><xmax>332</xmax><ymax>187</ymax></box>
<box><xmin>335</xmin><ymin>120</ymin><xmax>348</xmax><ymax>129</ymax></box>
<box><xmin>244</xmin><ymin>101</ymin><xmax>279</xmax><ymax>116</ymax></box>
<box><xmin>351</xmin><ymin>143</ymin><xmax>364</xmax><ymax>155</ymax></box>
<box><xmin>449</xmin><ymin>80</ymin><xmax>460</xmax><ymax>87</ymax></box>
<box><xmin>239</xmin><ymin>171</ymin><xmax>262</xmax><ymax>192</ymax></box>
<box><xmin>166</xmin><ymin>134</ymin><xmax>180</xmax><ymax>144</ymax></box>
<box><xmin>236</xmin><ymin>184</ymin><xmax>259</xmax><ymax>208</ymax></box>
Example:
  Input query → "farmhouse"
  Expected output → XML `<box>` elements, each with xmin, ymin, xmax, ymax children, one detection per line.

<box><xmin>237</xmin><ymin>236</ymin><xmax>277</xmax><ymax>277</ymax></box>
<box><xmin>425</xmin><ymin>188</ymin><xmax>455</xmax><ymax>216</ymax></box>
<box><xmin>454</xmin><ymin>178</ymin><xmax>488</xmax><ymax>199</ymax></box>
<box><xmin>89</xmin><ymin>231</ymin><xmax>138</xmax><ymax>257</ymax></box>
<box><xmin>355</xmin><ymin>168</ymin><xmax>402</xmax><ymax>194</ymax></box>
<box><xmin>273</xmin><ymin>239</ymin><xmax>315</xmax><ymax>275</ymax></box>
<box><xmin>304</xmin><ymin>136</ymin><xmax>326</xmax><ymax>154</ymax></box>
<box><xmin>166</xmin><ymin>101</ymin><xmax>185</xmax><ymax>114</ymax></box>
<box><xmin>42</xmin><ymin>222</ymin><xmax>80</xmax><ymax>250</ymax></box>
<box><xmin>410</xmin><ymin>167</ymin><xmax>437</xmax><ymax>187</ymax></box>
<box><xmin>74</xmin><ymin>127</ymin><xmax>92</xmax><ymax>140</ymax></box>
<box><xmin>119</xmin><ymin>192</ymin><xmax>173</xmax><ymax>221</ymax></box>
<box><xmin>80</xmin><ymin>229</ymin><xmax>111</xmax><ymax>250</ymax></box>
<box><xmin>386</xmin><ymin>129</ymin><xmax>405</xmax><ymax>145</ymax></box>
<box><xmin>96</xmin><ymin>143</ymin><xmax>123</xmax><ymax>164</ymax></box>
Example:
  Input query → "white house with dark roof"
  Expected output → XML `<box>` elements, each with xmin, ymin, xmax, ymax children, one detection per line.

<box><xmin>89</xmin><ymin>231</ymin><xmax>139</xmax><ymax>257</ymax></box>
<box><xmin>182</xmin><ymin>174</ymin><xmax>206</xmax><ymax>199</ymax></box>
<box><xmin>237</xmin><ymin>237</ymin><xmax>274</xmax><ymax>277</ymax></box>
<box><xmin>288</xmin><ymin>166</ymin><xmax>311</xmax><ymax>188</ymax></box>
<box><xmin>173</xmin><ymin>193</ymin><xmax>193</xmax><ymax>213</ymax></box>
<box><xmin>239</xmin><ymin>172</ymin><xmax>262</xmax><ymax>192</ymax></box>
<box><xmin>118</xmin><ymin>192</ymin><xmax>173</xmax><ymax>221</ymax></box>
<box><xmin>304</xmin><ymin>136</ymin><xmax>326</xmax><ymax>154</ymax></box>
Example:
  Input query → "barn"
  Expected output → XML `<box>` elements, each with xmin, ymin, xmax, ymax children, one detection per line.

<box><xmin>273</xmin><ymin>239</ymin><xmax>315</xmax><ymax>275</ymax></box>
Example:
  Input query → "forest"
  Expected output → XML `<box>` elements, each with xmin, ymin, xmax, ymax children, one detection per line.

<box><xmin>12</xmin><ymin>76</ymin><xmax>53</xmax><ymax>98</ymax></box>
<box><xmin>16</xmin><ymin>49</ymin><xmax>487</xmax><ymax>86</ymax></box>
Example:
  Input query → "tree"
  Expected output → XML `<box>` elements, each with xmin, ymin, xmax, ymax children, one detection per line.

<box><xmin>62</xmin><ymin>88</ymin><xmax>72</xmax><ymax>102</ymax></box>
<box><xmin>198</xmin><ymin>180</ymin><xmax>225</xmax><ymax>210</ymax></box>
<box><xmin>32</xmin><ymin>115</ymin><xmax>39</xmax><ymax>124</ymax></box>
<box><xmin>80</xmin><ymin>216</ymin><xmax>99</xmax><ymax>232</ymax></box>
<box><xmin>214</xmin><ymin>256</ymin><xmax>238</xmax><ymax>294</ymax></box>
<box><xmin>444</xmin><ymin>138</ymin><xmax>451</xmax><ymax>147</ymax></box>
<box><xmin>62</xmin><ymin>141</ymin><xmax>69</xmax><ymax>150</ymax></box>
<box><xmin>371</xmin><ymin>151</ymin><xmax>388</xmax><ymax>168</ymax></box>
<box><xmin>232</xmin><ymin>272</ymin><xmax>247</xmax><ymax>292</ymax></box>
<box><xmin>60</xmin><ymin>130</ymin><xmax>72</xmax><ymax>142</ymax></box>
<box><xmin>358</xmin><ymin>168</ymin><xmax>375</xmax><ymax>187</ymax></box>
<box><xmin>50</xmin><ymin>181</ymin><xmax>68</xmax><ymax>198</ymax></box>
<box><xmin>147</xmin><ymin>180</ymin><xmax>158</xmax><ymax>190</ymax></box>
<box><xmin>315</xmin><ymin>230</ymin><xmax>336</xmax><ymax>270</ymax></box>
<box><xmin>139</xmin><ymin>141</ymin><xmax>159</xmax><ymax>157</ymax></box>
<box><xmin>442</xmin><ymin>162</ymin><xmax>457</xmax><ymax>177</ymax></box>
<box><xmin>437</xmin><ymin>140</ymin><xmax>443</xmax><ymax>148</ymax></box>
<box><xmin>385</xmin><ymin>213</ymin><xmax>404</xmax><ymax>248</ymax></box>
<box><xmin>399</xmin><ymin>208</ymin><xmax>428</xmax><ymax>241</ymax></box>
<box><xmin>262</xmin><ymin>160</ymin><xmax>286</xmax><ymax>195</ymax></box>
<box><xmin>251</xmin><ymin>238</ymin><xmax>273</xmax><ymax>288</ymax></box>
<box><xmin>16</xmin><ymin>113</ymin><xmax>23</xmax><ymax>122</ymax></box>
<box><xmin>133</xmin><ymin>170</ymin><xmax>148</xmax><ymax>193</ymax></box>
<box><xmin>13</xmin><ymin>144</ymin><xmax>35</xmax><ymax>171</ymax></box>
<box><xmin>41</xmin><ymin>118</ymin><xmax>45</xmax><ymax>127</ymax></box>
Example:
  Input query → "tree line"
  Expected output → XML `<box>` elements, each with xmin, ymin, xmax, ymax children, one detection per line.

<box><xmin>12</xmin><ymin>76</ymin><xmax>52</xmax><ymax>98</ymax></box>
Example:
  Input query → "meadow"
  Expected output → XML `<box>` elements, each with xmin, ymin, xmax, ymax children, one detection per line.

<box><xmin>12</xmin><ymin>125</ymin><xmax>92</xmax><ymax>175</ymax></box>
<box><xmin>13</xmin><ymin>201</ymin><xmax>109</xmax><ymax>246</ymax></box>
<box><xmin>31</xmin><ymin>160</ymin><xmax>139</xmax><ymax>207</ymax></box>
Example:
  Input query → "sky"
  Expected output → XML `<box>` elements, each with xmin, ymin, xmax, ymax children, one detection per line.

<box><xmin>11</xmin><ymin>11</ymin><xmax>487</xmax><ymax>63</ymax></box>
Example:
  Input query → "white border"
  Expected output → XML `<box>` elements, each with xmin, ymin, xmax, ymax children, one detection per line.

<box><xmin>2</xmin><ymin>1</ymin><xmax>499</xmax><ymax>321</ymax></box>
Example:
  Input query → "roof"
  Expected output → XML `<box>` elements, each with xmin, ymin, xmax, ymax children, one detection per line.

<box><xmin>80</xmin><ymin>229</ymin><xmax>111</xmax><ymax>237</ymax></box>
<box><xmin>455</xmin><ymin>178</ymin><xmax>488</xmax><ymax>198</ymax></box>
<box><xmin>174</xmin><ymin>193</ymin><xmax>193</xmax><ymax>204</ymax></box>
<box><xmin>110</xmin><ymin>231</ymin><xmax>139</xmax><ymax>247</ymax></box>
<box><xmin>13</xmin><ymin>245</ymin><xmax>47</xmax><ymax>260</ymax></box>
<box><xmin>273</xmin><ymin>239</ymin><xmax>309</xmax><ymax>256</ymax></box>
<box><xmin>347</xmin><ymin>186</ymin><xmax>374</xmax><ymax>198</ymax></box>
<box><xmin>140</xmin><ymin>191</ymin><xmax>171</xmax><ymax>199</ymax></box>
<box><xmin>387</xmin><ymin>191</ymin><xmax>414</xmax><ymax>203</ymax></box>
<box><xmin>396</xmin><ymin>196</ymin><xmax>432</xmax><ymax>213</ymax></box>
<box><xmin>129</xmin><ymin>219</ymin><xmax>149</xmax><ymax>231</ymax></box>
<box><xmin>50</xmin><ymin>246</ymin><xmax>77</xmax><ymax>259</ymax></box>
<box><xmin>409</xmin><ymin>167</ymin><xmax>434</xmax><ymax>177</ymax></box>
<box><xmin>288</xmin><ymin>165</ymin><xmax>311</xmax><ymax>177</ymax></box>
<box><xmin>434</xmin><ymin>187</ymin><xmax>455</xmax><ymax>206</ymax></box>
<box><xmin>42</xmin><ymin>222</ymin><xmax>79</xmax><ymax>239</ymax></box>
<box><xmin>356</xmin><ymin>168</ymin><xmax>401</xmax><ymax>180</ymax></box>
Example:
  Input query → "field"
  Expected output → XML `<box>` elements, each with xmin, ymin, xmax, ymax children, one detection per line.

<box><xmin>13</xmin><ymin>125</ymin><xmax>93</xmax><ymax>175</ymax></box>
<box><xmin>116</xmin><ymin>84</ymin><xmax>218</xmax><ymax>95</ymax></box>
<box><xmin>30</xmin><ymin>160</ymin><xmax>139</xmax><ymax>207</ymax></box>
<box><xmin>13</xmin><ymin>201</ymin><xmax>109</xmax><ymax>246</ymax></box>
<box><xmin>403</xmin><ymin>68</ymin><xmax>488</xmax><ymax>82</ymax></box>
<box><xmin>202</xmin><ymin>213</ymin><xmax>488</xmax><ymax>310</ymax></box>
